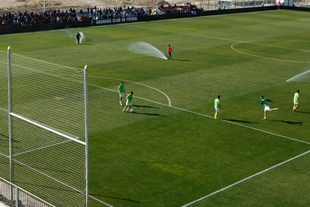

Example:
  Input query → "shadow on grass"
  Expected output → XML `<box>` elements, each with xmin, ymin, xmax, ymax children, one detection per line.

<box><xmin>15</xmin><ymin>181</ymin><xmax>79</xmax><ymax>193</ymax></box>
<box><xmin>172</xmin><ymin>59</ymin><xmax>190</xmax><ymax>61</ymax></box>
<box><xmin>131</xmin><ymin>111</ymin><xmax>166</xmax><ymax>117</ymax></box>
<box><xmin>14</xmin><ymin>180</ymin><xmax>142</xmax><ymax>204</ymax></box>
<box><xmin>0</xmin><ymin>133</ymin><xmax>20</xmax><ymax>143</ymax></box>
<box><xmin>133</xmin><ymin>104</ymin><xmax>160</xmax><ymax>109</ymax></box>
<box><xmin>270</xmin><ymin>120</ymin><xmax>303</xmax><ymax>125</ymax></box>
<box><xmin>295</xmin><ymin>111</ymin><xmax>310</xmax><ymax>114</ymax></box>
<box><xmin>224</xmin><ymin>119</ymin><xmax>256</xmax><ymax>124</ymax></box>
<box><xmin>90</xmin><ymin>193</ymin><xmax>141</xmax><ymax>203</ymax></box>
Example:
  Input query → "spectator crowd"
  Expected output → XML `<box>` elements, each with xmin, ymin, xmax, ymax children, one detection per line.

<box><xmin>0</xmin><ymin>2</ymin><xmax>201</xmax><ymax>27</ymax></box>
<box><xmin>0</xmin><ymin>5</ymin><xmax>151</xmax><ymax>27</ymax></box>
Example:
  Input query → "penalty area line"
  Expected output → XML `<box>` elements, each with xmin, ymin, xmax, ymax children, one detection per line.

<box><xmin>89</xmin><ymin>82</ymin><xmax>310</xmax><ymax>145</ymax></box>
<box><xmin>181</xmin><ymin>150</ymin><xmax>310</xmax><ymax>207</ymax></box>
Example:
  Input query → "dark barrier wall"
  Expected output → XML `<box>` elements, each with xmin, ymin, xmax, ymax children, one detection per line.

<box><xmin>1</xmin><ymin>6</ymin><xmax>309</xmax><ymax>35</ymax></box>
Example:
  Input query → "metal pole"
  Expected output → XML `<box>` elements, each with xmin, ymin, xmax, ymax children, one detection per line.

<box><xmin>84</xmin><ymin>65</ymin><xmax>89</xmax><ymax>207</ymax></box>
<box><xmin>7</xmin><ymin>46</ymin><xmax>14</xmax><ymax>203</ymax></box>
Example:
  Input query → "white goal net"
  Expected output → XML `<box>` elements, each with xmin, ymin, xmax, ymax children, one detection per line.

<box><xmin>0</xmin><ymin>47</ymin><xmax>88</xmax><ymax>207</ymax></box>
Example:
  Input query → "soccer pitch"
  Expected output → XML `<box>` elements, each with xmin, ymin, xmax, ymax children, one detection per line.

<box><xmin>1</xmin><ymin>9</ymin><xmax>310</xmax><ymax>207</ymax></box>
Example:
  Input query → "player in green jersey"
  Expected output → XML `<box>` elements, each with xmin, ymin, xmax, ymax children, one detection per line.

<box><xmin>214</xmin><ymin>95</ymin><xmax>221</xmax><ymax>119</ymax></box>
<box><xmin>118</xmin><ymin>81</ymin><xmax>126</xmax><ymax>106</ymax></box>
<box><xmin>123</xmin><ymin>91</ymin><xmax>134</xmax><ymax>112</ymax></box>
<box><xmin>259</xmin><ymin>96</ymin><xmax>279</xmax><ymax>120</ymax></box>
<box><xmin>293</xmin><ymin>90</ymin><xmax>300</xmax><ymax>112</ymax></box>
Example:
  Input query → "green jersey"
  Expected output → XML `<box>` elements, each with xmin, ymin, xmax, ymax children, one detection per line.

<box><xmin>294</xmin><ymin>92</ymin><xmax>299</xmax><ymax>103</ymax></box>
<box><xmin>214</xmin><ymin>98</ymin><xmax>221</xmax><ymax>109</ymax></box>
<box><xmin>127</xmin><ymin>93</ymin><xmax>133</xmax><ymax>102</ymax></box>
<box><xmin>118</xmin><ymin>84</ymin><xmax>125</xmax><ymax>93</ymax></box>
<box><xmin>260</xmin><ymin>98</ymin><xmax>271</xmax><ymax>107</ymax></box>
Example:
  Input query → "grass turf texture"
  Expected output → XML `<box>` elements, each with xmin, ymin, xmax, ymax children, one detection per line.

<box><xmin>1</xmin><ymin>10</ymin><xmax>310</xmax><ymax>207</ymax></box>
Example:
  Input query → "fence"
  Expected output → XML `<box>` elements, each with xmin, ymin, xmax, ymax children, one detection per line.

<box><xmin>0</xmin><ymin>177</ymin><xmax>55</xmax><ymax>207</ymax></box>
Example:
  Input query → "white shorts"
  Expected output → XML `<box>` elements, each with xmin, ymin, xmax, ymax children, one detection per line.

<box><xmin>215</xmin><ymin>108</ymin><xmax>220</xmax><ymax>113</ymax></box>
<box><xmin>126</xmin><ymin>101</ymin><xmax>132</xmax><ymax>106</ymax></box>
<box><xmin>264</xmin><ymin>106</ymin><xmax>270</xmax><ymax>112</ymax></box>
<box><xmin>119</xmin><ymin>93</ymin><xmax>125</xmax><ymax>98</ymax></box>
<box><xmin>294</xmin><ymin>102</ymin><xmax>299</xmax><ymax>105</ymax></box>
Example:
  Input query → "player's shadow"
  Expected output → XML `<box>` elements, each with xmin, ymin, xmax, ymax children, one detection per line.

<box><xmin>131</xmin><ymin>111</ymin><xmax>166</xmax><ymax>117</ymax></box>
<box><xmin>133</xmin><ymin>104</ymin><xmax>160</xmax><ymax>109</ymax></box>
<box><xmin>173</xmin><ymin>59</ymin><xmax>190</xmax><ymax>62</ymax></box>
<box><xmin>78</xmin><ymin>43</ymin><xmax>93</xmax><ymax>45</ymax></box>
<box><xmin>271</xmin><ymin>120</ymin><xmax>303</xmax><ymax>125</ymax></box>
<box><xmin>296</xmin><ymin>111</ymin><xmax>310</xmax><ymax>114</ymax></box>
<box><xmin>224</xmin><ymin>119</ymin><xmax>256</xmax><ymax>124</ymax></box>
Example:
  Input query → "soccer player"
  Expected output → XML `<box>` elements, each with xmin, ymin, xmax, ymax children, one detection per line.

<box><xmin>214</xmin><ymin>95</ymin><xmax>221</xmax><ymax>119</ymax></box>
<box><xmin>259</xmin><ymin>96</ymin><xmax>279</xmax><ymax>120</ymax></box>
<box><xmin>76</xmin><ymin>32</ymin><xmax>81</xmax><ymax>44</ymax></box>
<box><xmin>123</xmin><ymin>91</ymin><xmax>134</xmax><ymax>112</ymax></box>
<box><xmin>118</xmin><ymin>81</ymin><xmax>126</xmax><ymax>106</ymax></box>
<box><xmin>293</xmin><ymin>90</ymin><xmax>300</xmax><ymax>112</ymax></box>
<box><xmin>167</xmin><ymin>44</ymin><xmax>173</xmax><ymax>60</ymax></box>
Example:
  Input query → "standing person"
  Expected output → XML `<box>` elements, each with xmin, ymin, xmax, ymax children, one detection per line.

<box><xmin>167</xmin><ymin>44</ymin><xmax>173</xmax><ymax>60</ymax></box>
<box><xmin>76</xmin><ymin>32</ymin><xmax>81</xmax><ymax>44</ymax></box>
<box><xmin>118</xmin><ymin>81</ymin><xmax>126</xmax><ymax>106</ymax></box>
<box><xmin>214</xmin><ymin>95</ymin><xmax>221</xmax><ymax>119</ymax></box>
<box><xmin>123</xmin><ymin>91</ymin><xmax>134</xmax><ymax>112</ymax></box>
<box><xmin>293</xmin><ymin>90</ymin><xmax>300</xmax><ymax>112</ymax></box>
<box><xmin>259</xmin><ymin>96</ymin><xmax>279</xmax><ymax>120</ymax></box>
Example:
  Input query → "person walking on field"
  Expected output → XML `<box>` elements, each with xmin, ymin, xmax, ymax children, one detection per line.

<box><xmin>123</xmin><ymin>91</ymin><xmax>134</xmax><ymax>112</ymax></box>
<box><xmin>118</xmin><ymin>81</ymin><xmax>126</xmax><ymax>106</ymax></box>
<box><xmin>293</xmin><ymin>90</ymin><xmax>300</xmax><ymax>112</ymax></box>
<box><xmin>76</xmin><ymin>32</ymin><xmax>82</xmax><ymax>44</ymax></box>
<box><xmin>214</xmin><ymin>95</ymin><xmax>221</xmax><ymax>119</ymax></box>
<box><xmin>259</xmin><ymin>96</ymin><xmax>279</xmax><ymax>120</ymax></box>
<box><xmin>167</xmin><ymin>44</ymin><xmax>173</xmax><ymax>60</ymax></box>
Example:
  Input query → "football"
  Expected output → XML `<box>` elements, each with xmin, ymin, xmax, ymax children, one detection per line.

<box><xmin>130</xmin><ymin>109</ymin><xmax>134</xmax><ymax>112</ymax></box>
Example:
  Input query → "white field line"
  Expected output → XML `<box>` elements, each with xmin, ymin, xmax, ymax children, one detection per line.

<box><xmin>88</xmin><ymin>76</ymin><xmax>172</xmax><ymax>106</ymax></box>
<box><xmin>89</xmin><ymin>195</ymin><xmax>114</xmax><ymax>207</ymax></box>
<box><xmin>181</xmin><ymin>150</ymin><xmax>310</xmax><ymax>207</ymax></box>
<box><xmin>12</xmin><ymin>140</ymin><xmax>72</xmax><ymax>157</ymax></box>
<box><xmin>13</xmin><ymin>158</ymin><xmax>86</xmax><ymax>200</ymax></box>
<box><xmin>171</xmin><ymin>105</ymin><xmax>310</xmax><ymax>145</ymax></box>
<box><xmin>298</xmin><ymin>18</ymin><xmax>310</xmax><ymax>21</ymax></box>
<box><xmin>89</xmin><ymin>82</ymin><xmax>310</xmax><ymax>206</ymax></box>
<box><xmin>231</xmin><ymin>41</ymin><xmax>310</xmax><ymax>64</ymax></box>
<box><xmin>128</xmin><ymin>24</ymin><xmax>310</xmax><ymax>64</ymax></box>
<box><xmin>90</xmin><ymin>83</ymin><xmax>310</xmax><ymax>146</ymax></box>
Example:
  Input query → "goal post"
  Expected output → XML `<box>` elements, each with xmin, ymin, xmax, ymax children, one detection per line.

<box><xmin>2</xmin><ymin>47</ymin><xmax>89</xmax><ymax>207</ymax></box>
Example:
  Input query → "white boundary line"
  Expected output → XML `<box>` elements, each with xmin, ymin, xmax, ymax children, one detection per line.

<box><xmin>231</xmin><ymin>40</ymin><xmax>310</xmax><ymax>64</ymax></box>
<box><xmin>88</xmin><ymin>81</ymin><xmax>310</xmax><ymax>206</ymax></box>
<box><xmin>88</xmin><ymin>76</ymin><xmax>172</xmax><ymax>106</ymax></box>
<box><xmin>13</xmin><ymin>140</ymin><xmax>72</xmax><ymax>157</ymax></box>
<box><xmin>89</xmin><ymin>195</ymin><xmax>114</xmax><ymax>207</ymax></box>
<box><xmin>181</xmin><ymin>150</ymin><xmax>310</xmax><ymax>207</ymax></box>
<box><xmin>89</xmin><ymin>82</ymin><xmax>310</xmax><ymax>145</ymax></box>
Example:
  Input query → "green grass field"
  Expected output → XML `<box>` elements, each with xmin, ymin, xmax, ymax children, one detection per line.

<box><xmin>1</xmin><ymin>9</ymin><xmax>310</xmax><ymax>207</ymax></box>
